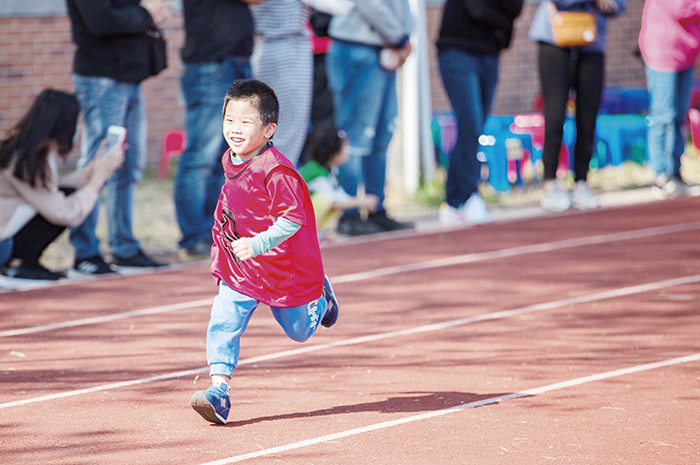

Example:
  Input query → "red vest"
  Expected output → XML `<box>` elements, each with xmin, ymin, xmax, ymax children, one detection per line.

<box><xmin>210</xmin><ymin>145</ymin><xmax>324</xmax><ymax>307</ymax></box>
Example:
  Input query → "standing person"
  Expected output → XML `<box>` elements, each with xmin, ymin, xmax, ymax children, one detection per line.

<box><xmin>638</xmin><ymin>0</ymin><xmax>700</xmax><ymax>198</ymax></box>
<box><xmin>251</xmin><ymin>0</ymin><xmax>313</xmax><ymax>167</ymax></box>
<box><xmin>436</xmin><ymin>0</ymin><xmax>523</xmax><ymax>225</ymax></box>
<box><xmin>175</xmin><ymin>0</ymin><xmax>259</xmax><ymax>258</ymax></box>
<box><xmin>530</xmin><ymin>0</ymin><xmax>626</xmax><ymax>212</ymax></box>
<box><xmin>326</xmin><ymin>0</ymin><xmax>414</xmax><ymax>236</ymax></box>
<box><xmin>66</xmin><ymin>0</ymin><xmax>171</xmax><ymax>274</ymax></box>
<box><xmin>190</xmin><ymin>80</ymin><xmax>339</xmax><ymax>425</ymax></box>
<box><xmin>0</xmin><ymin>90</ymin><xmax>124</xmax><ymax>280</ymax></box>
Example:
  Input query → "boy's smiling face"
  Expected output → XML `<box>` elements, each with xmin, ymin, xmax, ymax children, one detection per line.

<box><xmin>222</xmin><ymin>98</ymin><xmax>277</xmax><ymax>161</ymax></box>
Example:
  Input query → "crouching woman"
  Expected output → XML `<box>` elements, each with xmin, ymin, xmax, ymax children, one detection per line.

<box><xmin>0</xmin><ymin>89</ymin><xmax>123</xmax><ymax>280</ymax></box>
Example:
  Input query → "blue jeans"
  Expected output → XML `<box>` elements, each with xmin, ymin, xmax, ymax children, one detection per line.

<box><xmin>646</xmin><ymin>65</ymin><xmax>694</xmax><ymax>179</ymax></box>
<box><xmin>71</xmin><ymin>75</ymin><xmax>147</xmax><ymax>259</ymax></box>
<box><xmin>326</xmin><ymin>41</ymin><xmax>397</xmax><ymax>215</ymax></box>
<box><xmin>0</xmin><ymin>238</ymin><xmax>11</xmax><ymax>267</ymax></box>
<box><xmin>207</xmin><ymin>283</ymin><xmax>328</xmax><ymax>377</ymax></box>
<box><xmin>175</xmin><ymin>57</ymin><xmax>251</xmax><ymax>249</ymax></box>
<box><xmin>438</xmin><ymin>49</ymin><xmax>499</xmax><ymax>208</ymax></box>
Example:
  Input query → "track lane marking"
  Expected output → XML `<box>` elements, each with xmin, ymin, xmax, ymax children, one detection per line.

<box><xmin>197</xmin><ymin>352</ymin><xmax>700</xmax><ymax>464</ymax></box>
<box><xmin>2</xmin><ymin>273</ymin><xmax>699</xmax><ymax>410</ymax></box>
<box><xmin>2</xmin><ymin>220</ymin><xmax>700</xmax><ymax>339</ymax></box>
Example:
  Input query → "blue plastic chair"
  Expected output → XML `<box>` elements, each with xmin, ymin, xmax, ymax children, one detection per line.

<box><xmin>595</xmin><ymin>114</ymin><xmax>649</xmax><ymax>166</ymax></box>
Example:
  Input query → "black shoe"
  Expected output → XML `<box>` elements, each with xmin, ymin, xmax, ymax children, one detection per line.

<box><xmin>2</xmin><ymin>263</ymin><xmax>64</xmax><ymax>281</ymax></box>
<box><xmin>367</xmin><ymin>211</ymin><xmax>413</xmax><ymax>232</ymax></box>
<box><xmin>74</xmin><ymin>255</ymin><xmax>116</xmax><ymax>275</ymax></box>
<box><xmin>112</xmin><ymin>249</ymin><xmax>166</xmax><ymax>268</ymax></box>
<box><xmin>336</xmin><ymin>216</ymin><xmax>383</xmax><ymax>236</ymax></box>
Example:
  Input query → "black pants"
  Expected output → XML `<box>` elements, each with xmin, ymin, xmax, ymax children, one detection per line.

<box><xmin>9</xmin><ymin>187</ymin><xmax>74</xmax><ymax>266</ymax></box>
<box><xmin>538</xmin><ymin>42</ymin><xmax>604</xmax><ymax>182</ymax></box>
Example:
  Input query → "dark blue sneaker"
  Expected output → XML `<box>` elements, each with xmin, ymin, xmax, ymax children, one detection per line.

<box><xmin>321</xmin><ymin>275</ymin><xmax>339</xmax><ymax>328</ymax></box>
<box><xmin>190</xmin><ymin>383</ymin><xmax>230</xmax><ymax>424</ymax></box>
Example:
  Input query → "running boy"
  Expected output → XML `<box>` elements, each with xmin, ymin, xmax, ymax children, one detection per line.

<box><xmin>190</xmin><ymin>79</ymin><xmax>339</xmax><ymax>425</ymax></box>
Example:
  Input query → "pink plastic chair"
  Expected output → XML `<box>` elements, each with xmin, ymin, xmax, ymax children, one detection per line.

<box><xmin>158</xmin><ymin>129</ymin><xmax>186</xmax><ymax>180</ymax></box>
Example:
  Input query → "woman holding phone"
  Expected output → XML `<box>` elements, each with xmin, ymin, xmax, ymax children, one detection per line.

<box><xmin>0</xmin><ymin>89</ymin><xmax>124</xmax><ymax>280</ymax></box>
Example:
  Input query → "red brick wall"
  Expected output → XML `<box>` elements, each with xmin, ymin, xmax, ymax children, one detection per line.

<box><xmin>0</xmin><ymin>1</ymin><xmax>659</xmax><ymax>162</ymax></box>
<box><xmin>0</xmin><ymin>15</ymin><xmax>184</xmax><ymax>162</ymax></box>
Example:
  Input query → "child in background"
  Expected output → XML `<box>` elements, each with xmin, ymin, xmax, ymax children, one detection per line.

<box><xmin>300</xmin><ymin>124</ymin><xmax>379</xmax><ymax>234</ymax></box>
<box><xmin>190</xmin><ymin>79</ymin><xmax>339</xmax><ymax>425</ymax></box>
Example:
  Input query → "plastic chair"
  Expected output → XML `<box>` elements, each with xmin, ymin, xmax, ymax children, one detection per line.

<box><xmin>158</xmin><ymin>129</ymin><xmax>186</xmax><ymax>180</ymax></box>
<box><xmin>594</xmin><ymin>114</ymin><xmax>648</xmax><ymax>167</ymax></box>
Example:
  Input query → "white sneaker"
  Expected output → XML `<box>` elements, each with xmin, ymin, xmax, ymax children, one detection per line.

<box><xmin>571</xmin><ymin>180</ymin><xmax>599</xmax><ymax>210</ymax></box>
<box><xmin>540</xmin><ymin>180</ymin><xmax>572</xmax><ymax>212</ymax></box>
<box><xmin>439</xmin><ymin>203</ymin><xmax>464</xmax><ymax>225</ymax></box>
<box><xmin>651</xmin><ymin>175</ymin><xmax>682</xmax><ymax>200</ymax></box>
<box><xmin>687</xmin><ymin>183</ymin><xmax>700</xmax><ymax>197</ymax></box>
<box><xmin>460</xmin><ymin>192</ymin><xmax>491</xmax><ymax>224</ymax></box>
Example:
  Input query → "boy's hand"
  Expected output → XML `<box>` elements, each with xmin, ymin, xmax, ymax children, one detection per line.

<box><xmin>231</xmin><ymin>237</ymin><xmax>254</xmax><ymax>261</ymax></box>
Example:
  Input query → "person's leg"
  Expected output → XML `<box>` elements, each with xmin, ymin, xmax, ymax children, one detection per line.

<box><xmin>0</xmin><ymin>238</ymin><xmax>11</xmax><ymax>268</ymax></box>
<box><xmin>645</xmin><ymin>65</ymin><xmax>677</xmax><ymax>179</ymax></box>
<box><xmin>71</xmin><ymin>75</ymin><xmax>126</xmax><ymax>260</ymax></box>
<box><xmin>674</xmin><ymin>67</ymin><xmax>694</xmax><ymax>179</ymax></box>
<box><xmin>538</xmin><ymin>43</ymin><xmax>572</xmax><ymax>181</ymax></box>
<box><xmin>106</xmin><ymin>83</ymin><xmax>146</xmax><ymax>259</ymax></box>
<box><xmin>9</xmin><ymin>215</ymin><xmax>65</xmax><ymax>266</ymax></box>
<box><xmin>327</xmin><ymin>42</ymin><xmax>389</xmax><ymax>213</ymax></box>
<box><xmin>572</xmin><ymin>51</ymin><xmax>604</xmax><ymax>182</ymax></box>
<box><xmin>191</xmin><ymin>283</ymin><xmax>258</xmax><ymax>424</ymax></box>
<box><xmin>438</xmin><ymin>49</ymin><xmax>497</xmax><ymax>209</ymax></box>
<box><xmin>270</xmin><ymin>294</ymin><xmax>328</xmax><ymax>343</ymax></box>
<box><xmin>206</xmin><ymin>283</ymin><xmax>259</xmax><ymax>379</ymax></box>
<box><xmin>205</xmin><ymin>58</ymin><xmax>252</xmax><ymax>219</ymax></box>
<box><xmin>175</xmin><ymin>59</ymin><xmax>250</xmax><ymax>251</ymax></box>
<box><xmin>362</xmin><ymin>69</ymin><xmax>396</xmax><ymax>210</ymax></box>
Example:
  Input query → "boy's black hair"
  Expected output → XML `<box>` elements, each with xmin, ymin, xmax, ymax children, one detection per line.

<box><xmin>0</xmin><ymin>89</ymin><xmax>79</xmax><ymax>188</ymax></box>
<box><xmin>306</xmin><ymin>123</ymin><xmax>346</xmax><ymax>169</ymax></box>
<box><xmin>223</xmin><ymin>79</ymin><xmax>279</xmax><ymax>126</ymax></box>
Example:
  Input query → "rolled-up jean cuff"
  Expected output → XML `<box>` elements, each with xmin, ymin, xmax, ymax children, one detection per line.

<box><xmin>209</xmin><ymin>362</ymin><xmax>234</xmax><ymax>378</ymax></box>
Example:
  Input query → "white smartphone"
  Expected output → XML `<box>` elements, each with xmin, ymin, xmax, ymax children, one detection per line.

<box><xmin>104</xmin><ymin>125</ymin><xmax>126</xmax><ymax>155</ymax></box>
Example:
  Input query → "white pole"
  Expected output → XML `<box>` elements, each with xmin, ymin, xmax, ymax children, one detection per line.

<box><xmin>401</xmin><ymin>0</ymin><xmax>435</xmax><ymax>194</ymax></box>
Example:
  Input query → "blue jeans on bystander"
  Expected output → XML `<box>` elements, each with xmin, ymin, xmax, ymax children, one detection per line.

<box><xmin>326</xmin><ymin>41</ymin><xmax>397</xmax><ymax>217</ymax></box>
<box><xmin>438</xmin><ymin>48</ymin><xmax>499</xmax><ymax>209</ymax></box>
<box><xmin>175</xmin><ymin>57</ymin><xmax>251</xmax><ymax>250</ymax></box>
<box><xmin>71</xmin><ymin>75</ymin><xmax>147</xmax><ymax>260</ymax></box>
<box><xmin>646</xmin><ymin>65</ymin><xmax>694</xmax><ymax>179</ymax></box>
<box><xmin>0</xmin><ymin>238</ymin><xmax>12</xmax><ymax>268</ymax></box>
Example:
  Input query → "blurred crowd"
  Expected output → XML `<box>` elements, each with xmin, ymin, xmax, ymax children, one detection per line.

<box><xmin>1</xmin><ymin>0</ymin><xmax>700</xmax><ymax>282</ymax></box>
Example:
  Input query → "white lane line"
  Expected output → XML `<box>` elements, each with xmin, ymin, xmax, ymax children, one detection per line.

<box><xmin>197</xmin><ymin>352</ymin><xmax>700</xmax><ymax>465</ymax></box>
<box><xmin>0</xmin><ymin>299</ymin><xmax>213</xmax><ymax>338</ymax></box>
<box><xmin>334</xmin><ymin>220</ymin><xmax>700</xmax><ymax>284</ymax></box>
<box><xmin>2</xmin><ymin>273</ymin><xmax>699</xmax><ymax>411</ymax></box>
<box><xmin>3</xmin><ymin>220</ymin><xmax>700</xmax><ymax>339</ymax></box>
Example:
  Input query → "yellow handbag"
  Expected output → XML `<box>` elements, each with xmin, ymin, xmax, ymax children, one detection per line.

<box><xmin>549</xmin><ymin>2</ymin><xmax>597</xmax><ymax>48</ymax></box>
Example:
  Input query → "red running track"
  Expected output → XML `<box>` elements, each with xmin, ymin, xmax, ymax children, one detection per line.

<box><xmin>1</xmin><ymin>198</ymin><xmax>700</xmax><ymax>464</ymax></box>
